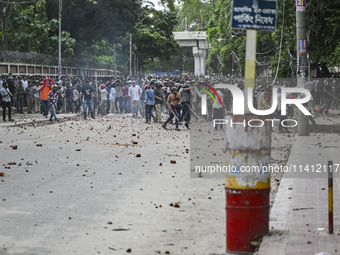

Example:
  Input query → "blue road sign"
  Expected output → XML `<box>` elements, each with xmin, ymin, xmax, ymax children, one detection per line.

<box><xmin>231</xmin><ymin>0</ymin><xmax>277</xmax><ymax>31</ymax></box>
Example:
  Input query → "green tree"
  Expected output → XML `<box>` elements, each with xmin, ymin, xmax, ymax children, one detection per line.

<box><xmin>132</xmin><ymin>10</ymin><xmax>178</xmax><ymax>69</ymax></box>
<box><xmin>1</xmin><ymin>0</ymin><xmax>75</xmax><ymax>56</ymax></box>
<box><xmin>176</xmin><ymin>0</ymin><xmax>340</xmax><ymax>77</ymax></box>
<box><xmin>45</xmin><ymin>0</ymin><xmax>179</xmax><ymax>73</ymax></box>
<box><xmin>307</xmin><ymin>0</ymin><xmax>340</xmax><ymax>76</ymax></box>
<box><xmin>175</xmin><ymin>0</ymin><xmax>206</xmax><ymax>31</ymax></box>
<box><xmin>0</xmin><ymin>2</ymin><xmax>13</xmax><ymax>50</ymax></box>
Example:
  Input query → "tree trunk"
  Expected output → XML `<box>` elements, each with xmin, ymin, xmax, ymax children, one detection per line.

<box><xmin>1</xmin><ymin>3</ymin><xmax>13</xmax><ymax>50</ymax></box>
<box><xmin>2</xmin><ymin>18</ymin><xmax>8</xmax><ymax>50</ymax></box>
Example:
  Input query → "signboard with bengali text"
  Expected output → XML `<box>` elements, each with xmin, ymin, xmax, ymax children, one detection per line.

<box><xmin>231</xmin><ymin>0</ymin><xmax>277</xmax><ymax>31</ymax></box>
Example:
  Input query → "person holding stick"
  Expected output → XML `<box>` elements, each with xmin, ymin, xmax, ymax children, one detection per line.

<box><xmin>162</xmin><ymin>86</ymin><xmax>181</xmax><ymax>131</ymax></box>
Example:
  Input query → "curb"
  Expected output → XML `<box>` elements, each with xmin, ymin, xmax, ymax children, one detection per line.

<box><xmin>0</xmin><ymin>115</ymin><xmax>81</xmax><ymax>128</ymax></box>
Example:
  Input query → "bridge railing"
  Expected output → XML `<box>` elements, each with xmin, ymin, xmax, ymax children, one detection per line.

<box><xmin>0</xmin><ymin>62</ymin><xmax>117</xmax><ymax>78</ymax></box>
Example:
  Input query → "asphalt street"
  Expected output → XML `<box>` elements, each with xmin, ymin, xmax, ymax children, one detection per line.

<box><xmin>0</xmin><ymin>115</ymin><xmax>226</xmax><ymax>255</ymax></box>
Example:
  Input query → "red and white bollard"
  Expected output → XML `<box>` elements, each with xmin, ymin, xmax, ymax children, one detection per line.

<box><xmin>225</xmin><ymin>114</ymin><xmax>271</xmax><ymax>253</ymax></box>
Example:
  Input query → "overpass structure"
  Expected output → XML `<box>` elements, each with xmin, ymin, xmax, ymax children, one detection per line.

<box><xmin>173</xmin><ymin>31</ymin><xmax>209</xmax><ymax>76</ymax></box>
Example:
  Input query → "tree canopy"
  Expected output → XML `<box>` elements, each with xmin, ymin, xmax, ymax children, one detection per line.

<box><xmin>174</xmin><ymin>0</ymin><xmax>340</xmax><ymax>77</ymax></box>
<box><xmin>1</xmin><ymin>0</ymin><xmax>339</xmax><ymax>76</ymax></box>
<box><xmin>0</xmin><ymin>0</ymin><xmax>179</xmax><ymax>74</ymax></box>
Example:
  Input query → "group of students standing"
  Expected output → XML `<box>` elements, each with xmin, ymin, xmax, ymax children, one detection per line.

<box><xmin>0</xmin><ymin>74</ymin><xmax>44</xmax><ymax>121</ymax></box>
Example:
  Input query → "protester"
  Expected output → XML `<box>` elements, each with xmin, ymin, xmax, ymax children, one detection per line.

<box><xmin>122</xmin><ymin>82</ymin><xmax>131</xmax><ymax>113</ymax></box>
<box><xmin>33</xmin><ymin>81</ymin><xmax>40</xmax><ymax>114</ymax></box>
<box><xmin>0</xmin><ymin>82</ymin><xmax>13</xmax><ymax>121</ymax></box>
<box><xmin>128</xmin><ymin>81</ymin><xmax>143</xmax><ymax>117</ymax></box>
<box><xmin>15</xmin><ymin>81</ymin><xmax>25</xmax><ymax>114</ymax></box>
<box><xmin>99</xmin><ymin>84</ymin><xmax>109</xmax><ymax>115</ymax></box>
<box><xmin>0</xmin><ymin>75</ymin><xmax>3</xmax><ymax>107</ymax></box>
<box><xmin>48</xmin><ymin>86</ymin><xmax>63</xmax><ymax>123</ymax></box>
<box><xmin>153</xmin><ymin>80</ymin><xmax>164</xmax><ymax>123</ymax></box>
<box><xmin>73</xmin><ymin>85</ymin><xmax>81</xmax><ymax>113</ymax></box>
<box><xmin>25</xmin><ymin>81</ymin><xmax>35</xmax><ymax>114</ymax></box>
<box><xmin>109</xmin><ymin>83</ymin><xmax>116</xmax><ymax>113</ymax></box>
<box><xmin>81</xmin><ymin>81</ymin><xmax>95</xmax><ymax>119</ymax></box>
<box><xmin>257</xmin><ymin>87</ymin><xmax>272</xmax><ymax>110</ymax></box>
<box><xmin>179</xmin><ymin>82</ymin><xmax>192</xmax><ymax>129</ymax></box>
<box><xmin>212</xmin><ymin>87</ymin><xmax>224</xmax><ymax>131</ymax></box>
<box><xmin>162</xmin><ymin>87</ymin><xmax>181</xmax><ymax>131</ymax></box>
<box><xmin>144</xmin><ymin>84</ymin><xmax>154</xmax><ymax>123</ymax></box>
<box><xmin>38</xmin><ymin>81</ymin><xmax>51</xmax><ymax>118</ymax></box>
<box><xmin>318</xmin><ymin>82</ymin><xmax>333</xmax><ymax>115</ymax></box>
<box><xmin>7</xmin><ymin>73</ymin><xmax>15</xmax><ymax>105</ymax></box>
<box><xmin>65</xmin><ymin>83</ymin><xmax>74</xmax><ymax>113</ymax></box>
<box><xmin>115</xmin><ymin>80</ymin><xmax>123</xmax><ymax>113</ymax></box>
<box><xmin>106</xmin><ymin>83</ymin><xmax>111</xmax><ymax>114</ymax></box>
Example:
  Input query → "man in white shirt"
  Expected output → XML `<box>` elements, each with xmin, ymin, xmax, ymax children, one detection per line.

<box><xmin>73</xmin><ymin>86</ymin><xmax>80</xmax><ymax>113</ymax></box>
<box><xmin>109</xmin><ymin>85</ymin><xmax>116</xmax><ymax>113</ymax></box>
<box><xmin>22</xmin><ymin>76</ymin><xmax>28</xmax><ymax>90</ymax></box>
<box><xmin>21</xmin><ymin>76</ymin><xmax>29</xmax><ymax>108</ymax></box>
<box><xmin>128</xmin><ymin>81</ymin><xmax>144</xmax><ymax>117</ymax></box>
<box><xmin>0</xmin><ymin>75</ymin><xmax>3</xmax><ymax>90</ymax></box>
<box><xmin>32</xmin><ymin>81</ymin><xmax>40</xmax><ymax>113</ymax></box>
<box><xmin>0</xmin><ymin>75</ymin><xmax>3</xmax><ymax>107</ymax></box>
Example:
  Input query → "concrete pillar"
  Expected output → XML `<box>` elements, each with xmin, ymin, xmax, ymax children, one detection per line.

<box><xmin>199</xmin><ymin>49</ymin><xmax>206</xmax><ymax>76</ymax></box>
<box><xmin>193</xmin><ymin>47</ymin><xmax>201</xmax><ymax>76</ymax></box>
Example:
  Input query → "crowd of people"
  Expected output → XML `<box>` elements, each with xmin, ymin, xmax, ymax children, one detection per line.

<box><xmin>0</xmin><ymin>74</ymin><xmax>196</xmax><ymax>129</ymax></box>
<box><xmin>1</xmin><ymin>73</ymin><xmax>340</xmax><ymax>132</ymax></box>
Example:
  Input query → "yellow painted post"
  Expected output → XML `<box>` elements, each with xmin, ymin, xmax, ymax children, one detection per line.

<box><xmin>244</xmin><ymin>30</ymin><xmax>257</xmax><ymax>93</ymax></box>
<box><xmin>328</xmin><ymin>160</ymin><xmax>334</xmax><ymax>234</ymax></box>
<box><xmin>226</xmin><ymin>29</ymin><xmax>271</xmax><ymax>253</ymax></box>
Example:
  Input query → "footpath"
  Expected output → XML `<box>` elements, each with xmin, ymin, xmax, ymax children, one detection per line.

<box><xmin>259</xmin><ymin>132</ymin><xmax>340</xmax><ymax>255</ymax></box>
<box><xmin>0</xmin><ymin>111</ymin><xmax>79</xmax><ymax>128</ymax></box>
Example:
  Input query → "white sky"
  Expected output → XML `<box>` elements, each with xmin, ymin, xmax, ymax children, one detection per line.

<box><xmin>143</xmin><ymin>0</ymin><xmax>164</xmax><ymax>10</ymax></box>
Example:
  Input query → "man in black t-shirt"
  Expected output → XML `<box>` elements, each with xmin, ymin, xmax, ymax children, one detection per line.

<box><xmin>81</xmin><ymin>81</ymin><xmax>95</xmax><ymax>119</ymax></box>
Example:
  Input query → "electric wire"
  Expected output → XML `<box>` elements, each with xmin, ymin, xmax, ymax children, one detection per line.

<box><xmin>256</xmin><ymin>43</ymin><xmax>278</xmax><ymax>55</ymax></box>
<box><xmin>273</xmin><ymin>0</ymin><xmax>285</xmax><ymax>85</ymax></box>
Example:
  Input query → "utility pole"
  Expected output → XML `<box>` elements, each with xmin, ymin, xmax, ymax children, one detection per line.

<box><xmin>128</xmin><ymin>13</ymin><xmax>153</xmax><ymax>78</ymax></box>
<box><xmin>134</xmin><ymin>53</ymin><xmax>137</xmax><ymax>75</ymax></box>
<box><xmin>129</xmin><ymin>33</ymin><xmax>132</xmax><ymax>78</ymax></box>
<box><xmin>296</xmin><ymin>0</ymin><xmax>309</xmax><ymax>136</ymax></box>
<box><xmin>114</xmin><ymin>43</ymin><xmax>117</xmax><ymax>78</ymax></box>
<box><xmin>58</xmin><ymin>0</ymin><xmax>62</xmax><ymax>79</ymax></box>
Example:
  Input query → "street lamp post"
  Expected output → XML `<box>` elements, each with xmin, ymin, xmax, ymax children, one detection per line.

<box><xmin>58</xmin><ymin>0</ymin><xmax>62</xmax><ymax>79</ymax></box>
<box><xmin>129</xmin><ymin>13</ymin><xmax>153</xmax><ymax>77</ymax></box>
<box><xmin>129</xmin><ymin>33</ymin><xmax>132</xmax><ymax>77</ymax></box>
<box><xmin>114</xmin><ymin>43</ymin><xmax>117</xmax><ymax>78</ymax></box>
